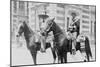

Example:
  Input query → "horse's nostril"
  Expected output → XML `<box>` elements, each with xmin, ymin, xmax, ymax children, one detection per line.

<box><xmin>16</xmin><ymin>35</ymin><xmax>19</xmax><ymax>37</ymax></box>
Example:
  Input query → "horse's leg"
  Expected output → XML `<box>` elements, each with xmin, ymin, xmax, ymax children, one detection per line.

<box><xmin>63</xmin><ymin>52</ymin><xmax>67</xmax><ymax>63</ymax></box>
<box><xmin>40</xmin><ymin>36</ymin><xmax>46</xmax><ymax>52</ymax></box>
<box><xmin>72</xmin><ymin>40</ymin><xmax>76</xmax><ymax>55</ymax></box>
<box><xmin>61</xmin><ymin>56</ymin><xmax>63</xmax><ymax>63</ymax></box>
<box><xmin>58</xmin><ymin>56</ymin><xmax>61</xmax><ymax>63</ymax></box>
<box><xmin>57</xmin><ymin>51</ymin><xmax>61</xmax><ymax>63</ymax></box>
<box><xmin>80</xmin><ymin>51</ymin><xmax>87</xmax><ymax>62</ymax></box>
<box><xmin>86</xmin><ymin>52</ymin><xmax>90</xmax><ymax>62</ymax></box>
<box><xmin>60</xmin><ymin>51</ymin><xmax>64</xmax><ymax>63</ymax></box>
<box><xmin>30</xmin><ymin>50</ymin><xmax>37</xmax><ymax>65</ymax></box>
<box><xmin>51</xmin><ymin>48</ymin><xmax>56</xmax><ymax>63</ymax></box>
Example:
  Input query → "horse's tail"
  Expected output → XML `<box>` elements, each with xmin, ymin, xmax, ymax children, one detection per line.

<box><xmin>45</xmin><ymin>43</ymin><xmax>51</xmax><ymax>49</ymax></box>
<box><xmin>88</xmin><ymin>44</ymin><xmax>92</xmax><ymax>57</ymax></box>
<box><xmin>85</xmin><ymin>37</ymin><xmax>92</xmax><ymax>58</ymax></box>
<box><xmin>89</xmin><ymin>49</ymin><xmax>92</xmax><ymax>57</ymax></box>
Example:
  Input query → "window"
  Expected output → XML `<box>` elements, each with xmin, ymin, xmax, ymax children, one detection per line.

<box><xmin>82</xmin><ymin>25</ymin><xmax>89</xmax><ymax>29</ymax></box>
<box><xmin>67</xmin><ymin>17</ymin><xmax>69</xmax><ymax>31</ymax></box>
<box><xmin>13</xmin><ymin>1</ymin><xmax>17</xmax><ymax>13</ymax></box>
<box><xmin>19</xmin><ymin>1</ymin><xmax>25</xmax><ymax>11</ymax></box>
<box><xmin>82</xmin><ymin>20</ymin><xmax>89</xmax><ymax>24</ymax></box>
<box><xmin>57</xmin><ymin>4</ymin><xmax>65</xmax><ymax>8</ymax></box>
<box><xmin>82</xmin><ymin>15</ymin><xmax>89</xmax><ymax>19</ymax></box>
<box><xmin>82</xmin><ymin>9</ymin><xmax>90</xmax><ymax>14</ymax></box>
<box><xmin>56</xmin><ymin>16</ymin><xmax>65</xmax><ymax>21</ymax></box>
<box><xmin>82</xmin><ymin>5</ymin><xmax>90</xmax><ymax>9</ymax></box>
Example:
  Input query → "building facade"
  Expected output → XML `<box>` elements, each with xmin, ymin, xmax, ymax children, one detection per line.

<box><xmin>11</xmin><ymin>1</ymin><xmax>96</xmax><ymax>44</ymax></box>
<box><xmin>11</xmin><ymin>0</ymin><xmax>28</xmax><ymax>43</ymax></box>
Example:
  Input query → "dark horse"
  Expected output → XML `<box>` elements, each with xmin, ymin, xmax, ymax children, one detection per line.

<box><xmin>44</xmin><ymin>18</ymin><xmax>71</xmax><ymax>63</ymax></box>
<box><xmin>44</xmin><ymin>18</ymin><xmax>92</xmax><ymax>63</ymax></box>
<box><xmin>16</xmin><ymin>21</ymin><xmax>56</xmax><ymax>65</ymax></box>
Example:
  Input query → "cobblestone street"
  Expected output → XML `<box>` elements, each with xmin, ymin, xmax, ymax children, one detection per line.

<box><xmin>12</xmin><ymin>42</ymin><xmax>95</xmax><ymax>66</ymax></box>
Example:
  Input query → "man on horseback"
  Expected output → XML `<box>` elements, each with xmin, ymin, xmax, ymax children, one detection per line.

<box><xmin>69</xmin><ymin>12</ymin><xmax>80</xmax><ymax>55</ymax></box>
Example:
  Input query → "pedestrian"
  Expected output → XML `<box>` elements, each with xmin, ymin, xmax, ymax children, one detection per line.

<box><xmin>38</xmin><ymin>14</ymin><xmax>49</xmax><ymax>52</ymax></box>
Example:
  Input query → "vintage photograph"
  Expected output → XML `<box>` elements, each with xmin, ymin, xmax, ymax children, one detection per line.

<box><xmin>11</xmin><ymin>0</ymin><xmax>96</xmax><ymax>66</ymax></box>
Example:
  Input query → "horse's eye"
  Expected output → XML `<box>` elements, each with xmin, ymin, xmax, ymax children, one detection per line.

<box><xmin>48</xmin><ymin>23</ymin><xmax>51</xmax><ymax>25</ymax></box>
<box><xmin>49</xmin><ymin>22</ymin><xmax>52</xmax><ymax>25</ymax></box>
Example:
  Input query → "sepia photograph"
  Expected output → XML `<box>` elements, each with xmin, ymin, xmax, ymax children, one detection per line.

<box><xmin>10</xmin><ymin>0</ymin><xmax>96</xmax><ymax>66</ymax></box>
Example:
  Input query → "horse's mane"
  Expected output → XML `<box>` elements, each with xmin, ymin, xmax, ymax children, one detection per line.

<box><xmin>23</xmin><ymin>21</ymin><xmax>35</xmax><ymax>34</ymax></box>
<box><xmin>53</xmin><ymin>21</ymin><xmax>63</xmax><ymax>33</ymax></box>
<box><xmin>53</xmin><ymin>21</ymin><xmax>67</xmax><ymax>37</ymax></box>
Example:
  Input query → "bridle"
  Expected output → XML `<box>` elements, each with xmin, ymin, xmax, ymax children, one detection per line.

<box><xmin>45</xmin><ymin>20</ymin><xmax>54</xmax><ymax>32</ymax></box>
<box><xmin>45</xmin><ymin>20</ymin><xmax>62</xmax><ymax>37</ymax></box>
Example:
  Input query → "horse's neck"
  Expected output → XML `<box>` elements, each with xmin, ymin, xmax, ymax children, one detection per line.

<box><xmin>24</xmin><ymin>24</ymin><xmax>35</xmax><ymax>41</ymax></box>
<box><xmin>52</xmin><ymin>22</ymin><xmax>63</xmax><ymax>36</ymax></box>
<box><xmin>26</xmin><ymin>23</ymin><xmax>34</xmax><ymax>33</ymax></box>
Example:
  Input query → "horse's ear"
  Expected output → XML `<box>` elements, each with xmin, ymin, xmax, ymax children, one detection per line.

<box><xmin>23</xmin><ymin>21</ymin><xmax>26</xmax><ymax>24</ymax></box>
<box><xmin>23</xmin><ymin>21</ymin><xmax>27</xmax><ymax>25</ymax></box>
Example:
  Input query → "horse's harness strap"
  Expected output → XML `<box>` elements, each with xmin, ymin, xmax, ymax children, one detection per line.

<box><xmin>46</xmin><ymin>21</ymin><xmax>53</xmax><ymax>32</ymax></box>
<box><xmin>54</xmin><ymin>32</ymin><xmax>63</xmax><ymax>36</ymax></box>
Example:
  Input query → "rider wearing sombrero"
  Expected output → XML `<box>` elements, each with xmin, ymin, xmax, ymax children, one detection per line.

<box><xmin>69</xmin><ymin>12</ymin><xmax>80</xmax><ymax>55</ymax></box>
<box><xmin>70</xmin><ymin>12</ymin><xmax>80</xmax><ymax>37</ymax></box>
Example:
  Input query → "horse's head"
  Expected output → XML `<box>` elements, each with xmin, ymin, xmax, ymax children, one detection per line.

<box><xmin>44</xmin><ymin>18</ymin><xmax>55</xmax><ymax>34</ymax></box>
<box><xmin>16</xmin><ymin>21</ymin><xmax>26</xmax><ymax>37</ymax></box>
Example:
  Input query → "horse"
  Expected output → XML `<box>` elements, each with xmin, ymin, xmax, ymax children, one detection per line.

<box><xmin>43</xmin><ymin>18</ymin><xmax>92</xmax><ymax>63</ymax></box>
<box><xmin>43</xmin><ymin>18</ymin><xmax>71</xmax><ymax>63</ymax></box>
<box><xmin>16</xmin><ymin>21</ymin><xmax>56</xmax><ymax>65</ymax></box>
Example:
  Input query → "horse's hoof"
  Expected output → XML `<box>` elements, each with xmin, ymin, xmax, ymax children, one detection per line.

<box><xmin>84</xmin><ymin>60</ymin><xmax>86</xmax><ymax>62</ymax></box>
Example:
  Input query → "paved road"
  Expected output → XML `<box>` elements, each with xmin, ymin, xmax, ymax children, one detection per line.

<box><xmin>11</xmin><ymin>43</ymin><xmax>95</xmax><ymax>66</ymax></box>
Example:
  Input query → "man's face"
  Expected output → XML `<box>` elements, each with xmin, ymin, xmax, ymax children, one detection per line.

<box><xmin>39</xmin><ymin>18</ymin><xmax>44</xmax><ymax>23</ymax></box>
<box><xmin>39</xmin><ymin>18</ymin><xmax>50</xmax><ymax>31</ymax></box>
<box><xmin>39</xmin><ymin>18</ymin><xmax>49</xmax><ymax>23</ymax></box>
<box><xmin>72</xmin><ymin>14</ymin><xmax>76</xmax><ymax>18</ymax></box>
<box><xmin>71</xmin><ymin>13</ymin><xmax>76</xmax><ymax>18</ymax></box>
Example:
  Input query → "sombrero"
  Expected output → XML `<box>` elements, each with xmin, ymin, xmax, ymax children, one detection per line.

<box><xmin>38</xmin><ymin>14</ymin><xmax>49</xmax><ymax>19</ymax></box>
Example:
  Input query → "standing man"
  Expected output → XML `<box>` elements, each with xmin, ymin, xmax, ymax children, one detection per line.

<box><xmin>38</xmin><ymin>14</ymin><xmax>49</xmax><ymax>52</ymax></box>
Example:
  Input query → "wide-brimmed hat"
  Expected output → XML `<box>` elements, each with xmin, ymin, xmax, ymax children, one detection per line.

<box><xmin>38</xmin><ymin>14</ymin><xmax>49</xmax><ymax>19</ymax></box>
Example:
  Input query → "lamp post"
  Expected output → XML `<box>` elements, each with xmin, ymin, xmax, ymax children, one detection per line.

<box><xmin>30</xmin><ymin>3</ymin><xmax>48</xmax><ymax>31</ymax></box>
